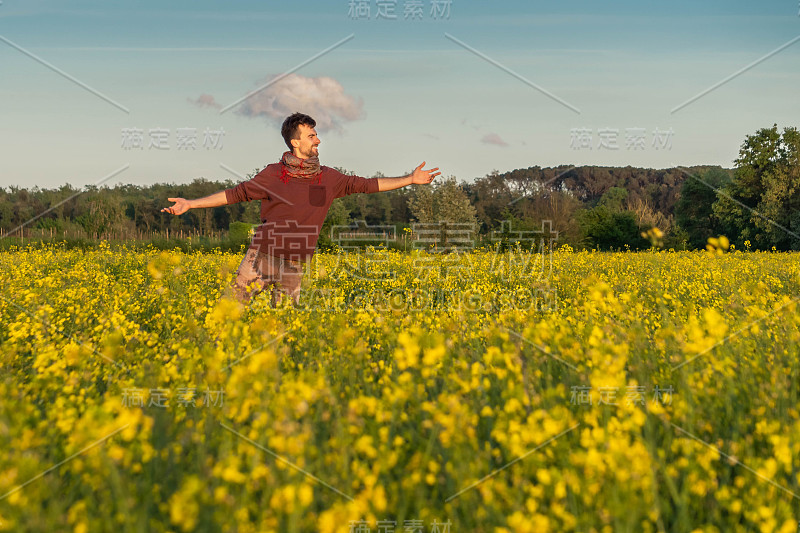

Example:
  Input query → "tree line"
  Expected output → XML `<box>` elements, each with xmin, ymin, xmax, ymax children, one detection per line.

<box><xmin>1</xmin><ymin>125</ymin><xmax>797</xmax><ymax>251</ymax></box>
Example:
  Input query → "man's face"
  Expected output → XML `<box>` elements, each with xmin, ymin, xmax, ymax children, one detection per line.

<box><xmin>291</xmin><ymin>123</ymin><xmax>320</xmax><ymax>159</ymax></box>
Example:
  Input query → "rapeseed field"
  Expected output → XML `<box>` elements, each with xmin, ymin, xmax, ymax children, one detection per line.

<box><xmin>1</xmin><ymin>243</ymin><xmax>798</xmax><ymax>532</ymax></box>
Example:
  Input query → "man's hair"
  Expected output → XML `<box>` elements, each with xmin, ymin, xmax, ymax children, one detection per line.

<box><xmin>281</xmin><ymin>112</ymin><xmax>316</xmax><ymax>150</ymax></box>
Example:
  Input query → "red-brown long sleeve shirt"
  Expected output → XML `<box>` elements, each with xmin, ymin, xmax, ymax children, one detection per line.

<box><xmin>224</xmin><ymin>163</ymin><xmax>379</xmax><ymax>261</ymax></box>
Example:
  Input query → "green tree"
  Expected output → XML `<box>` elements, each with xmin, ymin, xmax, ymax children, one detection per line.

<box><xmin>75</xmin><ymin>188</ymin><xmax>125</xmax><ymax>236</ymax></box>
<box><xmin>408</xmin><ymin>176</ymin><xmax>476</xmax><ymax>225</ymax></box>
<box><xmin>408</xmin><ymin>183</ymin><xmax>435</xmax><ymax>223</ymax></box>
<box><xmin>467</xmin><ymin>169</ymin><xmax>513</xmax><ymax>233</ymax></box>
<box><xmin>577</xmin><ymin>187</ymin><xmax>648</xmax><ymax>250</ymax></box>
<box><xmin>597</xmin><ymin>186</ymin><xmax>628</xmax><ymax>212</ymax></box>
<box><xmin>713</xmin><ymin>125</ymin><xmax>800</xmax><ymax>250</ymax></box>
<box><xmin>675</xmin><ymin>167</ymin><xmax>731</xmax><ymax>249</ymax></box>
<box><xmin>318</xmin><ymin>198</ymin><xmax>351</xmax><ymax>249</ymax></box>
<box><xmin>408</xmin><ymin>176</ymin><xmax>477</xmax><ymax>250</ymax></box>
<box><xmin>578</xmin><ymin>207</ymin><xmax>647</xmax><ymax>250</ymax></box>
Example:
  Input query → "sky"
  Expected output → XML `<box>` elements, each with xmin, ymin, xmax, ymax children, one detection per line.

<box><xmin>1</xmin><ymin>0</ymin><xmax>799</xmax><ymax>190</ymax></box>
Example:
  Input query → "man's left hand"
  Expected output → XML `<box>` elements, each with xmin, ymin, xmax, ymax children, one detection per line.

<box><xmin>411</xmin><ymin>161</ymin><xmax>441</xmax><ymax>184</ymax></box>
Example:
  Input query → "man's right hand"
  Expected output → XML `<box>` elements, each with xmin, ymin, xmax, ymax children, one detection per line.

<box><xmin>161</xmin><ymin>197</ymin><xmax>191</xmax><ymax>215</ymax></box>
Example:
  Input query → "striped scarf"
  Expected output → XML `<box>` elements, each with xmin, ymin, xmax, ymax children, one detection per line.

<box><xmin>279</xmin><ymin>151</ymin><xmax>322</xmax><ymax>184</ymax></box>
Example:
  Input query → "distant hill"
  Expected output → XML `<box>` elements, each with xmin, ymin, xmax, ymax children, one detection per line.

<box><xmin>487</xmin><ymin>165</ymin><xmax>732</xmax><ymax>215</ymax></box>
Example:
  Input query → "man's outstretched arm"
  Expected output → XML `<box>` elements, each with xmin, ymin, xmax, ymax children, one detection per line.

<box><xmin>376</xmin><ymin>161</ymin><xmax>440</xmax><ymax>192</ymax></box>
<box><xmin>161</xmin><ymin>191</ymin><xmax>228</xmax><ymax>215</ymax></box>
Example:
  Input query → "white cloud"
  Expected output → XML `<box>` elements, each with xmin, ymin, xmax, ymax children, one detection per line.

<box><xmin>235</xmin><ymin>73</ymin><xmax>365</xmax><ymax>133</ymax></box>
<box><xmin>188</xmin><ymin>93</ymin><xmax>222</xmax><ymax>109</ymax></box>
<box><xmin>481</xmin><ymin>133</ymin><xmax>509</xmax><ymax>147</ymax></box>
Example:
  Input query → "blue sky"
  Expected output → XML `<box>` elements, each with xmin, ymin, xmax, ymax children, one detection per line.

<box><xmin>1</xmin><ymin>0</ymin><xmax>799</xmax><ymax>189</ymax></box>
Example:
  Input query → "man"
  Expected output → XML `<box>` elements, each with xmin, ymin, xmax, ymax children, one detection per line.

<box><xmin>162</xmin><ymin>112</ymin><xmax>440</xmax><ymax>306</ymax></box>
